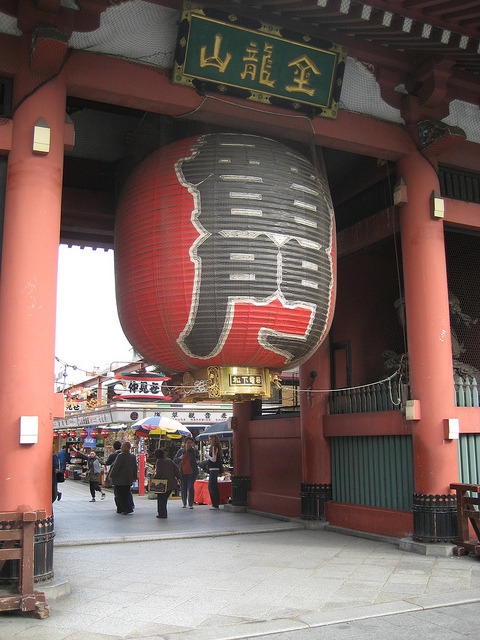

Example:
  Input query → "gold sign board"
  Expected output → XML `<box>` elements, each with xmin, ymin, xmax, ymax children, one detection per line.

<box><xmin>183</xmin><ymin>366</ymin><xmax>278</xmax><ymax>402</ymax></box>
<box><xmin>173</xmin><ymin>2</ymin><xmax>347</xmax><ymax>119</ymax></box>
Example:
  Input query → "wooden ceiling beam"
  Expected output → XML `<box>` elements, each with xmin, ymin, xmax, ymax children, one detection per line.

<box><xmin>302</xmin><ymin>7</ymin><xmax>388</xmax><ymax>27</ymax></box>
<box><xmin>333</xmin><ymin>17</ymin><xmax>417</xmax><ymax>35</ymax></box>
<box><xmin>402</xmin><ymin>0</ymin><xmax>439</xmax><ymax>8</ymax></box>
<box><xmin>63</xmin><ymin>49</ymin><xmax>414</xmax><ymax>160</ymax></box>
<box><xmin>423</xmin><ymin>1</ymin><xmax>480</xmax><ymax>19</ymax></box>
<box><xmin>365</xmin><ymin>0</ymin><xmax>480</xmax><ymax>40</ymax></box>
<box><xmin>269</xmin><ymin>0</ymin><xmax>322</xmax><ymax>11</ymax></box>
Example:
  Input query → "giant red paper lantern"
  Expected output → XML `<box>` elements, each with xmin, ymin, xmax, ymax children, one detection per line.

<box><xmin>115</xmin><ymin>133</ymin><xmax>336</xmax><ymax>374</ymax></box>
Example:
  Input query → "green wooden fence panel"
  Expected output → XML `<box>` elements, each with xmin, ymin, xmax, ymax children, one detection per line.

<box><xmin>459</xmin><ymin>433</ymin><xmax>480</xmax><ymax>485</ymax></box>
<box><xmin>331</xmin><ymin>435</ymin><xmax>414</xmax><ymax>510</ymax></box>
<box><xmin>454</xmin><ymin>377</ymin><xmax>480</xmax><ymax>408</ymax></box>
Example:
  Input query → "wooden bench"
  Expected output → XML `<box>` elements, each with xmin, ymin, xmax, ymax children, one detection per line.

<box><xmin>450</xmin><ymin>483</ymin><xmax>480</xmax><ymax>557</ymax></box>
<box><xmin>0</xmin><ymin>510</ymin><xmax>50</xmax><ymax>618</ymax></box>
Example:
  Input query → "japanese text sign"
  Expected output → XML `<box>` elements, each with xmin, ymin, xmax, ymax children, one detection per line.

<box><xmin>173</xmin><ymin>5</ymin><xmax>347</xmax><ymax>118</ymax></box>
<box><xmin>113</xmin><ymin>380</ymin><xmax>172</xmax><ymax>401</ymax></box>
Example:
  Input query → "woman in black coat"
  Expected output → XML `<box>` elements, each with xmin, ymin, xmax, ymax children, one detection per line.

<box><xmin>109</xmin><ymin>442</ymin><xmax>138</xmax><ymax>515</ymax></box>
<box><xmin>205</xmin><ymin>435</ymin><xmax>223</xmax><ymax>509</ymax></box>
<box><xmin>153</xmin><ymin>449</ymin><xmax>181</xmax><ymax>518</ymax></box>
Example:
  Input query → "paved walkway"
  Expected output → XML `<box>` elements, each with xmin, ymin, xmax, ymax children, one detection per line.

<box><xmin>2</xmin><ymin>479</ymin><xmax>480</xmax><ymax>640</ymax></box>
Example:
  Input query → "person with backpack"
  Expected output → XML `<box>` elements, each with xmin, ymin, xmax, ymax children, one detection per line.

<box><xmin>205</xmin><ymin>435</ymin><xmax>223</xmax><ymax>510</ymax></box>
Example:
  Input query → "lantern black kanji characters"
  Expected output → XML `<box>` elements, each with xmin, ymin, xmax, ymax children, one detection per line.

<box><xmin>115</xmin><ymin>133</ymin><xmax>336</xmax><ymax>400</ymax></box>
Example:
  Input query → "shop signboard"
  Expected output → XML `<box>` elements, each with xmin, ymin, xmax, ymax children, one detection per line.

<box><xmin>112</xmin><ymin>379</ymin><xmax>172</xmax><ymax>401</ymax></box>
<box><xmin>172</xmin><ymin>3</ymin><xmax>347</xmax><ymax>118</ymax></box>
<box><xmin>150</xmin><ymin>409</ymin><xmax>231</xmax><ymax>424</ymax></box>
<box><xmin>55</xmin><ymin>415</ymin><xmax>80</xmax><ymax>428</ymax></box>
<box><xmin>108</xmin><ymin>407</ymin><xmax>232</xmax><ymax>424</ymax></box>
<box><xmin>77</xmin><ymin>412</ymin><xmax>112</xmax><ymax>427</ymax></box>
<box><xmin>54</xmin><ymin>403</ymin><xmax>233</xmax><ymax>431</ymax></box>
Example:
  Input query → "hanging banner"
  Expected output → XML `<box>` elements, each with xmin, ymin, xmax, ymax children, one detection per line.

<box><xmin>83</xmin><ymin>428</ymin><xmax>96</xmax><ymax>449</ymax></box>
<box><xmin>172</xmin><ymin>3</ymin><xmax>347</xmax><ymax>118</ymax></box>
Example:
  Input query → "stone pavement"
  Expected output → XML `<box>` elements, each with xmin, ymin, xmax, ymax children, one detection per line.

<box><xmin>2</xmin><ymin>479</ymin><xmax>480</xmax><ymax>640</ymax></box>
<box><xmin>237</xmin><ymin>602</ymin><xmax>480</xmax><ymax>640</ymax></box>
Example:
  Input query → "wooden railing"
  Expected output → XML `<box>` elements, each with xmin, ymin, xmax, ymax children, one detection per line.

<box><xmin>329</xmin><ymin>374</ymin><xmax>480</xmax><ymax>414</ymax></box>
<box><xmin>329</xmin><ymin>377</ymin><xmax>406</xmax><ymax>415</ymax></box>
<box><xmin>0</xmin><ymin>510</ymin><xmax>49</xmax><ymax>618</ymax></box>
<box><xmin>450</xmin><ymin>483</ymin><xmax>480</xmax><ymax>557</ymax></box>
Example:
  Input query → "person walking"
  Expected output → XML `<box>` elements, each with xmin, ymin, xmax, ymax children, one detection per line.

<box><xmin>72</xmin><ymin>448</ymin><xmax>106</xmax><ymax>501</ymax></box>
<box><xmin>52</xmin><ymin>452</ymin><xmax>62</xmax><ymax>502</ymax></box>
<box><xmin>173</xmin><ymin>437</ymin><xmax>200</xmax><ymax>509</ymax></box>
<box><xmin>205</xmin><ymin>435</ymin><xmax>223</xmax><ymax>509</ymax></box>
<box><xmin>108</xmin><ymin>441</ymin><xmax>138</xmax><ymax>515</ymax></box>
<box><xmin>153</xmin><ymin>449</ymin><xmax>181</xmax><ymax>518</ymax></box>
<box><xmin>105</xmin><ymin>440</ymin><xmax>122</xmax><ymax>512</ymax></box>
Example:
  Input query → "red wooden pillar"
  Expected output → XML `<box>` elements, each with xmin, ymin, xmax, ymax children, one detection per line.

<box><xmin>299</xmin><ymin>339</ymin><xmax>332</xmax><ymax>519</ymax></box>
<box><xmin>398</xmin><ymin>149</ymin><xmax>458</xmax><ymax>541</ymax></box>
<box><xmin>0</xmin><ymin>36</ymin><xmax>66</xmax><ymax>540</ymax></box>
<box><xmin>231</xmin><ymin>400</ymin><xmax>252</xmax><ymax>506</ymax></box>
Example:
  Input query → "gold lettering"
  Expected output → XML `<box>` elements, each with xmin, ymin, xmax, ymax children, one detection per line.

<box><xmin>285</xmin><ymin>55</ymin><xmax>321</xmax><ymax>96</ymax></box>
<box><xmin>200</xmin><ymin>34</ymin><xmax>232</xmax><ymax>73</ymax></box>
<box><xmin>259</xmin><ymin>43</ymin><xmax>275</xmax><ymax>88</ymax></box>
<box><xmin>241</xmin><ymin>42</ymin><xmax>259</xmax><ymax>81</ymax></box>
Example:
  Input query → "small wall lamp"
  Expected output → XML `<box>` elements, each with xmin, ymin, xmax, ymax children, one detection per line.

<box><xmin>430</xmin><ymin>190</ymin><xmax>445</xmax><ymax>219</ymax></box>
<box><xmin>33</xmin><ymin>118</ymin><xmax>50</xmax><ymax>154</ymax></box>
<box><xmin>393</xmin><ymin>177</ymin><xmax>408</xmax><ymax>206</ymax></box>
<box><xmin>19</xmin><ymin>415</ymin><xmax>38</xmax><ymax>444</ymax></box>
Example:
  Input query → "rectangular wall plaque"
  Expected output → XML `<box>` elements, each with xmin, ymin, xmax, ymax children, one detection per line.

<box><xmin>173</xmin><ymin>3</ymin><xmax>347</xmax><ymax>119</ymax></box>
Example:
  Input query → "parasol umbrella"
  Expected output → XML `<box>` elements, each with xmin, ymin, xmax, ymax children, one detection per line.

<box><xmin>132</xmin><ymin>416</ymin><xmax>191</xmax><ymax>439</ymax></box>
<box><xmin>195</xmin><ymin>420</ymin><xmax>232</xmax><ymax>441</ymax></box>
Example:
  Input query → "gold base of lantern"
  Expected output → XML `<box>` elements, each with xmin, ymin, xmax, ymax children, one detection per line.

<box><xmin>181</xmin><ymin>366</ymin><xmax>280</xmax><ymax>402</ymax></box>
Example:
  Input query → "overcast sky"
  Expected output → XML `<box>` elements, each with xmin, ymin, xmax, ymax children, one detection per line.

<box><xmin>55</xmin><ymin>245</ymin><xmax>135</xmax><ymax>387</ymax></box>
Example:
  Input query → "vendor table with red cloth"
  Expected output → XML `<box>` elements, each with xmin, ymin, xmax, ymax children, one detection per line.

<box><xmin>194</xmin><ymin>480</ymin><xmax>232</xmax><ymax>505</ymax></box>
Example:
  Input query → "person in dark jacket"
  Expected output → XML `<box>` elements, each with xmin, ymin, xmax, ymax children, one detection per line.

<box><xmin>108</xmin><ymin>441</ymin><xmax>138</xmax><ymax>515</ymax></box>
<box><xmin>104</xmin><ymin>440</ymin><xmax>122</xmax><ymax>466</ymax></box>
<box><xmin>105</xmin><ymin>440</ymin><xmax>122</xmax><ymax>512</ymax></box>
<box><xmin>52</xmin><ymin>452</ymin><xmax>61</xmax><ymax>502</ymax></box>
<box><xmin>173</xmin><ymin>437</ymin><xmax>199</xmax><ymax>509</ymax></box>
<box><xmin>153</xmin><ymin>449</ymin><xmax>181</xmax><ymax>518</ymax></box>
